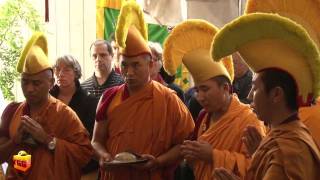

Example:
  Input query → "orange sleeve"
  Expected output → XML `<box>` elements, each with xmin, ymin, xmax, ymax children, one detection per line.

<box><xmin>169</xmin><ymin>95</ymin><xmax>195</xmax><ymax>145</ymax></box>
<box><xmin>213</xmin><ymin>112</ymin><xmax>265</xmax><ymax>178</ymax></box>
<box><xmin>53</xmin><ymin>106</ymin><xmax>94</xmax><ymax>179</ymax></box>
<box><xmin>213</xmin><ymin>146</ymin><xmax>250</xmax><ymax>178</ymax></box>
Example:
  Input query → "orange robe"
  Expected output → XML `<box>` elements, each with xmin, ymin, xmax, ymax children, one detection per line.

<box><xmin>5</xmin><ymin>96</ymin><xmax>93</xmax><ymax>180</ymax></box>
<box><xmin>98</xmin><ymin>81</ymin><xmax>194</xmax><ymax>180</ymax></box>
<box><xmin>194</xmin><ymin>95</ymin><xmax>265</xmax><ymax>179</ymax></box>
<box><xmin>247</xmin><ymin>121</ymin><xmax>320</xmax><ymax>179</ymax></box>
<box><xmin>299</xmin><ymin>99</ymin><xmax>320</xmax><ymax>147</ymax></box>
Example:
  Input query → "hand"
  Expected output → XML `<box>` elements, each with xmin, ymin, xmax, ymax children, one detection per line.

<box><xmin>20</xmin><ymin>115</ymin><xmax>50</xmax><ymax>145</ymax></box>
<box><xmin>131</xmin><ymin>154</ymin><xmax>160</xmax><ymax>171</ymax></box>
<box><xmin>213</xmin><ymin>168</ymin><xmax>240</xmax><ymax>180</ymax></box>
<box><xmin>242</xmin><ymin>126</ymin><xmax>262</xmax><ymax>157</ymax></box>
<box><xmin>12</xmin><ymin>123</ymin><xmax>25</xmax><ymax>144</ymax></box>
<box><xmin>181</xmin><ymin>140</ymin><xmax>212</xmax><ymax>163</ymax></box>
<box><xmin>99</xmin><ymin>152</ymin><xmax>112</xmax><ymax>168</ymax></box>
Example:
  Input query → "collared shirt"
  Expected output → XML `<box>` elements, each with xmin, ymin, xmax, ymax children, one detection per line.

<box><xmin>81</xmin><ymin>70</ymin><xmax>124</xmax><ymax>100</ymax></box>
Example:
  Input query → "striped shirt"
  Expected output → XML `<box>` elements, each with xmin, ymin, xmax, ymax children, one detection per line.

<box><xmin>81</xmin><ymin>70</ymin><xmax>124</xmax><ymax>99</ymax></box>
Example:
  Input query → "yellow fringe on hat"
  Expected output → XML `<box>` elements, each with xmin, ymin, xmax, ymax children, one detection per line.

<box><xmin>115</xmin><ymin>0</ymin><xmax>148</xmax><ymax>49</ymax></box>
<box><xmin>163</xmin><ymin>19</ymin><xmax>234</xmax><ymax>81</ymax></box>
<box><xmin>212</xmin><ymin>13</ymin><xmax>320</xmax><ymax>99</ymax></box>
<box><xmin>245</xmin><ymin>0</ymin><xmax>320</xmax><ymax>50</ymax></box>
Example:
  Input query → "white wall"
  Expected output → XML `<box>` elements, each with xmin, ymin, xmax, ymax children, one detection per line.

<box><xmin>44</xmin><ymin>0</ymin><xmax>96</xmax><ymax>81</ymax></box>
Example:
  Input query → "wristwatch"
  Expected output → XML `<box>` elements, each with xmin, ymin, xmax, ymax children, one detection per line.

<box><xmin>47</xmin><ymin>137</ymin><xmax>56</xmax><ymax>151</ymax></box>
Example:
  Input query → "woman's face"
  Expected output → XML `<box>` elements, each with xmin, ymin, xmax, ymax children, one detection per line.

<box><xmin>54</xmin><ymin>61</ymin><xmax>76</xmax><ymax>88</ymax></box>
<box><xmin>150</xmin><ymin>50</ymin><xmax>162</xmax><ymax>79</ymax></box>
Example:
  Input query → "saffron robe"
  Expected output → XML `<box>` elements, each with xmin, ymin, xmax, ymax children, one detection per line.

<box><xmin>247</xmin><ymin>121</ymin><xmax>320</xmax><ymax>179</ymax></box>
<box><xmin>96</xmin><ymin>81</ymin><xmax>195</xmax><ymax>180</ymax></box>
<box><xmin>194</xmin><ymin>95</ymin><xmax>265</xmax><ymax>179</ymax></box>
<box><xmin>1</xmin><ymin>96</ymin><xmax>93</xmax><ymax>180</ymax></box>
<box><xmin>299</xmin><ymin>99</ymin><xmax>320</xmax><ymax>147</ymax></box>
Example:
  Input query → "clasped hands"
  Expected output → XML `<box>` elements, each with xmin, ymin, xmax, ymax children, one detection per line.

<box><xmin>13</xmin><ymin>115</ymin><xmax>50</xmax><ymax>146</ymax></box>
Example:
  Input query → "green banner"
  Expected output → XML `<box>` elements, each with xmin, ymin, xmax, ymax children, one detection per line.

<box><xmin>104</xmin><ymin>8</ymin><xmax>168</xmax><ymax>44</ymax></box>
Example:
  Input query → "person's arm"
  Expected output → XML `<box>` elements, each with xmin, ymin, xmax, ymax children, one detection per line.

<box><xmin>0</xmin><ymin>137</ymin><xmax>16</xmax><ymax>163</ymax></box>
<box><xmin>0</xmin><ymin>124</ymin><xmax>25</xmax><ymax>163</ymax></box>
<box><xmin>91</xmin><ymin>120</ymin><xmax>112</xmax><ymax>166</ymax></box>
<box><xmin>0</xmin><ymin>102</ymin><xmax>23</xmax><ymax>163</ymax></box>
<box><xmin>135</xmin><ymin>144</ymin><xmax>182</xmax><ymax>171</ymax></box>
<box><xmin>157</xmin><ymin>144</ymin><xmax>181</xmax><ymax>167</ymax></box>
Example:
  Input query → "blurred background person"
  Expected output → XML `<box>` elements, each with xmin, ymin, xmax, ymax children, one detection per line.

<box><xmin>149</xmin><ymin>41</ymin><xmax>185</xmax><ymax>102</ymax></box>
<box><xmin>232</xmin><ymin>52</ymin><xmax>252</xmax><ymax>104</ymax></box>
<box><xmin>109</xmin><ymin>33</ymin><xmax>121</xmax><ymax>74</ymax></box>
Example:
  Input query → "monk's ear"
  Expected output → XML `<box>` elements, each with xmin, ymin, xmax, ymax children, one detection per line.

<box><xmin>269</xmin><ymin>86</ymin><xmax>284</xmax><ymax>104</ymax></box>
<box><xmin>148</xmin><ymin>59</ymin><xmax>154</xmax><ymax>69</ymax></box>
<box><xmin>50</xmin><ymin>77</ymin><xmax>55</xmax><ymax>89</ymax></box>
<box><xmin>222</xmin><ymin>82</ymin><xmax>231</xmax><ymax>94</ymax></box>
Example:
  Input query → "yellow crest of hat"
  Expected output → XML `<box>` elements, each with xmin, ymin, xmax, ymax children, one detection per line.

<box><xmin>245</xmin><ymin>0</ymin><xmax>320</xmax><ymax>50</ymax></box>
<box><xmin>163</xmin><ymin>19</ymin><xmax>233</xmax><ymax>85</ymax></box>
<box><xmin>17</xmin><ymin>32</ymin><xmax>51</xmax><ymax>74</ymax></box>
<box><xmin>115</xmin><ymin>0</ymin><xmax>151</xmax><ymax>57</ymax></box>
<box><xmin>211</xmin><ymin>13</ymin><xmax>320</xmax><ymax>105</ymax></box>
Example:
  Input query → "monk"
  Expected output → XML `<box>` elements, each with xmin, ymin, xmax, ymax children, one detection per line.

<box><xmin>244</xmin><ymin>0</ymin><xmax>320</xmax><ymax>153</ymax></box>
<box><xmin>162</xmin><ymin>19</ymin><xmax>265</xmax><ymax>180</ymax></box>
<box><xmin>91</xmin><ymin>1</ymin><xmax>194</xmax><ymax>180</ymax></box>
<box><xmin>0</xmin><ymin>32</ymin><xmax>93</xmax><ymax>179</ymax></box>
<box><xmin>211</xmin><ymin>13</ymin><xmax>320</xmax><ymax>179</ymax></box>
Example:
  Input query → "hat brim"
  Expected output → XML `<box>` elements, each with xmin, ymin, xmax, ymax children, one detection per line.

<box><xmin>211</xmin><ymin>13</ymin><xmax>320</xmax><ymax>104</ymax></box>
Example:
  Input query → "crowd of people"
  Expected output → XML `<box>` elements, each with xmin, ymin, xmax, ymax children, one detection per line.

<box><xmin>1</xmin><ymin>0</ymin><xmax>320</xmax><ymax>179</ymax></box>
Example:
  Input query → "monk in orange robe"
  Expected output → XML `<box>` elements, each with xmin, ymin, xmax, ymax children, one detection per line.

<box><xmin>212</xmin><ymin>13</ymin><xmax>320</xmax><ymax>179</ymax></box>
<box><xmin>93</xmin><ymin>80</ymin><xmax>194</xmax><ymax>180</ymax></box>
<box><xmin>0</xmin><ymin>33</ymin><xmax>93</xmax><ymax>180</ymax></box>
<box><xmin>187</xmin><ymin>94</ymin><xmax>264</xmax><ymax>180</ymax></box>
<box><xmin>91</xmin><ymin>2</ymin><xmax>194</xmax><ymax>180</ymax></box>
<box><xmin>161</xmin><ymin>20</ymin><xmax>265</xmax><ymax>179</ymax></box>
<box><xmin>244</xmin><ymin>0</ymin><xmax>320</xmax><ymax>153</ymax></box>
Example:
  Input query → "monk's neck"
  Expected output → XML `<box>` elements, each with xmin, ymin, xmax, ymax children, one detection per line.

<box><xmin>210</xmin><ymin>94</ymin><xmax>232</xmax><ymax>123</ymax></box>
<box><xmin>28</xmin><ymin>96</ymin><xmax>50</xmax><ymax>115</ymax></box>
<box><xmin>269</xmin><ymin>109</ymin><xmax>298</xmax><ymax>128</ymax></box>
<box><xmin>127</xmin><ymin>81</ymin><xmax>151</xmax><ymax>96</ymax></box>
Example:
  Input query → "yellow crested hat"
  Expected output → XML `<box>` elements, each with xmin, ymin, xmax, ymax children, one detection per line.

<box><xmin>17</xmin><ymin>32</ymin><xmax>51</xmax><ymax>74</ymax></box>
<box><xmin>245</xmin><ymin>0</ymin><xmax>320</xmax><ymax>50</ymax></box>
<box><xmin>211</xmin><ymin>13</ymin><xmax>320</xmax><ymax>106</ymax></box>
<box><xmin>163</xmin><ymin>19</ymin><xmax>234</xmax><ymax>85</ymax></box>
<box><xmin>115</xmin><ymin>1</ymin><xmax>151</xmax><ymax>57</ymax></box>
